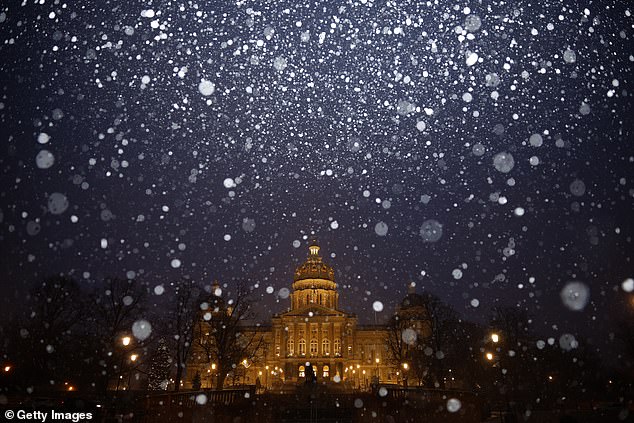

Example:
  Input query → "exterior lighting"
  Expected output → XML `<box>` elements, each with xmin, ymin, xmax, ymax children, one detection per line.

<box><xmin>4</xmin><ymin>365</ymin><xmax>11</xmax><ymax>372</ymax></box>
<box><xmin>486</xmin><ymin>353</ymin><xmax>494</xmax><ymax>361</ymax></box>
<box><xmin>491</xmin><ymin>333</ymin><xmax>500</xmax><ymax>343</ymax></box>
<box><xmin>130</xmin><ymin>354</ymin><xmax>138</xmax><ymax>362</ymax></box>
<box><xmin>122</xmin><ymin>336</ymin><xmax>131</xmax><ymax>346</ymax></box>
<box><xmin>402</xmin><ymin>363</ymin><xmax>409</xmax><ymax>370</ymax></box>
<box><xmin>211</xmin><ymin>363</ymin><xmax>217</xmax><ymax>370</ymax></box>
<box><xmin>375</xmin><ymin>358</ymin><xmax>380</xmax><ymax>364</ymax></box>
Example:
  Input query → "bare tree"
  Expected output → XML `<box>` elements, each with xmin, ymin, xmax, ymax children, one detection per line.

<box><xmin>167</xmin><ymin>280</ymin><xmax>199</xmax><ymax>391</ymax></box>
<box><xmin>420</xmin><ymin>293</ymin><xmax>459</xmax><ymax>388</ymax></box>
<box><xmin>386</xmin><ymin>306</ymin><xmax>428</xmax><ymax>385</ymax></box>
<box><xmin>190</xmin><ymin>280</ymin><xmax>265</xmax><ymax>390</ymax></box>
<box><xmin>10</xmin><ymin>277</ymin><xmax>86</xmax><ymax>388</ymax></box>
<box><xmin>488</xmin><ymin>306</ymin><xmax>533</xmax><ymax>402</ymax></box>
<box><xmin>489</xmin><ymin>306</ymin><xmax>531</xmax><ymax>350</ymax></box>
<box><xmin>387</xmin><ymin>290</ymin><xmax>459</xmax><ymax>388</ymax></box>
<box><xmin>88</xmin><ymin>277</ymin><xmax>147</xmax><ymax>393</ymax></box>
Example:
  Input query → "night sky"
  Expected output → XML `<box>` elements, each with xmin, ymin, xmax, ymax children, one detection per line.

<box><xmin>0</xmin><ymin>1</ymin><xmax>633</xmax><ymax>361</ymax></box>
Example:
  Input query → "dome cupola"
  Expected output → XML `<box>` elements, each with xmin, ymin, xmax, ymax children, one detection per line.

<box><xmin>293</xmin><ymin>243</ymin><xmax>335</xmax><ymax>282</ymax></box>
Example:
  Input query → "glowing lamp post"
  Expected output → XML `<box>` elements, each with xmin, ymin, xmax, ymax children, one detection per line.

<box><xmin>116</xmin><ymin>336</ymin><xmax>132</xmax><ymax>393</ymax></box>
<box><xmin>402</xmin><ymin>363</ymin><xmax>409</xmax><ymax>387</ymax></box>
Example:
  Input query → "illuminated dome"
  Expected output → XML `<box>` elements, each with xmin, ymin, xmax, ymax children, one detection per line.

<box><xmin>293</xmin><ymin>243</ymin><xmax>335</xmax><ymax>282</ymax></box>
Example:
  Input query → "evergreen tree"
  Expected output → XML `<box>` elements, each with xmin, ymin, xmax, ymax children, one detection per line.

<box><xmin>148</xmin><ymin>338</ymin><xmax>172</xmax><ymax>390</ymax></box>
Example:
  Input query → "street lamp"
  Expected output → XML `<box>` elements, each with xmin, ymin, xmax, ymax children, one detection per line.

<box><xmin>116</xmin><ymin>336</ymin><xmax>132</xmax><ymax>393</ymax></box>
<box><xmin>4</xmin><ymin>365</ymin><xmax>11</xmax><ymax>372</ymax></box>
<box><xmin>126</xmin><ymin>354</ymin><xmax>139</xmax><ymax>391</ymax></box>
<box><xmin>486</xmin><ymin>352</ymin><xmax>494</xmax><ymax>361</ymax></box>
<box><xmin>491</xmin><ymin>333</ymin><xmax>500</xmax><ymax>343</ymax></box>
<box><xmin>402</xmin><ymin>363</ymin><xmax>409</xmax><ymax>387</ymax></box>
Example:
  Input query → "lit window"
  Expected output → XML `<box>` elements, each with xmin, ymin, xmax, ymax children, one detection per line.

<box><xmin>299</xmin><ymin>365</ymin><xmax>305</xmax><ymax>378</ymax></box>
<box><xmin>323</xmin><ymin>365</ymin><xmax>329</xmax><ymax>378</ymax></box>
<box><xmin>287</xmin><ymin>339</ymin><xmax>294</xmax><ymax>356</ymax></box>
<box><xmin>298</xmin><ymin>339</ymin><xmax>306</xmax><ymax>356</ymax></box>
<box><xmin>322</xmin><ymin>338</ymin><xmax>330</xmax><ymax>355</ymax></box>
<box><xmin>334</xmin><ymin>339</ymin><xmax>341</xmax><ymax>356</ymax></box>
<box><xmin>310</xmin><ymin>339</ymin><xmax>318</xmax><ymax>355</ymax></box>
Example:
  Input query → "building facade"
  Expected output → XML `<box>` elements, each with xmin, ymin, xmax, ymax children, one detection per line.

<box><xmin>188</xmin><ymin>243</ymin><xmax>427</xmax><ymax>390</ymax></box>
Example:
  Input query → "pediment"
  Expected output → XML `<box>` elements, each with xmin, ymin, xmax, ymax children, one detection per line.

<box><xmin>280</xmin><ymin>304</ymin><xmax>350</xmax><ymax>318</ymax></box>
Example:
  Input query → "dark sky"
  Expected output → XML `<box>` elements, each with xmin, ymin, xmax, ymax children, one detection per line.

<box><xmin>0</xmin><ymin>1</ymin><xmax>633</xmax><ymax>360</ymax></box>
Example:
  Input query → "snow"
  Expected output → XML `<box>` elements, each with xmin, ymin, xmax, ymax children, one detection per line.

<box><xmin>401</xmin><ymin>328</ymin><xmax>417</xmax><ymax>345</ymax></box>
<box><xmin>36</xmin><ymin>150</ymin><xmax>55</xmax><ymax>169</ymax></box>
<box><xmin>465</xmin><ymin>52</ymin><xmax>479</xmax><ymax>66</ymax></box>
<box><xmin>198</xmin><ymin>79</ymin><xmax>215</xmax><ymax>96</ymax></box>
<box><xmin>563</xmin><ymin>48</ymin><xmax>576</xmax><ymax>63</ymax></box>
<box><xmin>37</xmin><ymin>133</ymin><xmax>50</xmax><ymax>144</ymax></box>
<box><xmin>132</xmin><ymin>319</ymin><xmax>152</xmax><ymax>341</ymax></box>
<box><xmin>447</xmin><ymin>398</ymin><xmax>462</xmax><ymax>412</ymax></box>
<box><xmin>493</xmin><ymin>152</ymin><xmax>515</xmax><ymax>173</ymax></box>
<box><xmin>419</xmin><ymin>220</ymin><xmax>443</xmax><ymax>243</ymax></box>
<box><xmin>47</xmin><ymin>193</ymin><xmax>68</xmax><ymax>215</ymax></box>
<box><xmin>464</xmin><ymin>15</ymin><xmax>481</xmax><ymax>32</ymax></box>
<box><xmin>273</xmin><ymin>56</ymin><xmax>288</xmax><ymax>72</ymax></box>
<box><xmin>374</xmin><ymin>221</ymin><xmax>388</xmax><ymax>236</ymax></box>
<box><xmin>529</xmin><ymin>134</ymin><xmax>543</xmax><ymax>147</ymax></box>
<box><xmin>560</xmin><ymin>281</ymin><xmax>590</xmax><ymax>311</ymax></box>
<box><xmin>0</xmin><ymin>0</ymin><xmax>630</xmax><ymax>394</ymax></box>
<box><xmin>569</xmin><ymin>179</ymin><xmax>586</xmax><ymax>197</ymax></box>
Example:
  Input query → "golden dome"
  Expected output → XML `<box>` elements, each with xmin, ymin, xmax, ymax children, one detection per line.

<box><xmin>293</xmin><ymin>243</ymin><xmax>335</xmax><ymax>282</ymax></box>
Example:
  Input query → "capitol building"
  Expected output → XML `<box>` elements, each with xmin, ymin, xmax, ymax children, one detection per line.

<box><xmin>187</xmin><ymin>243</ymin><xmax>429</xmax><ymax>389</ymax></box>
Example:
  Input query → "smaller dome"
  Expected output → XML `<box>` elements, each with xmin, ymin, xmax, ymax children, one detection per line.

<box><xmin>294</xmin><ymin>243</ymin><xmax>335</xmax><ymax>282</ymax></box>
<box><xmin>400</xmin><ymin>282</ymin><xmax>426</xmax><ymax>309</ymax></box>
